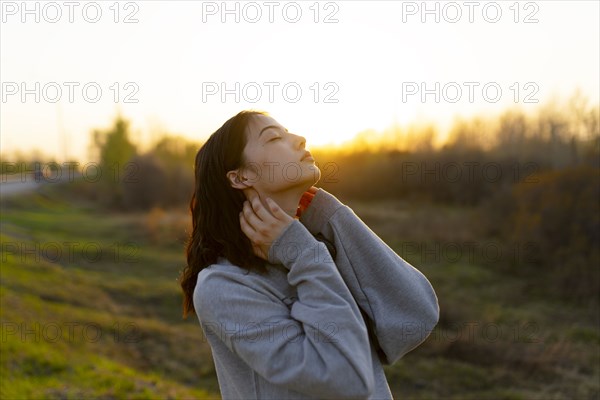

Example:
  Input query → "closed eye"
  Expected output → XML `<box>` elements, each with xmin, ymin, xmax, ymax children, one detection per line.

<box><xmin>269</xmin><ymin>136</ymin><xmax>281</xmax><ymax>142</ymax></box>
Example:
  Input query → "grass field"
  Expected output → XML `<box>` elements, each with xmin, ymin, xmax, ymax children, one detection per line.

<box><xmin>1</xmin><ymin>183</ymin><xmax>598</xmax><ymax>399</ymax></box>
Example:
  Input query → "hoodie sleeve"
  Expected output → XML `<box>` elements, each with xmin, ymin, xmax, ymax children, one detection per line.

<box><xmin>194</xmin><ymin>220</ymin><xmax>374</xmax><ymax>399</ymax></box>
<box><xmin>299</xmin><ymin>188</ymin><xmax>440</xmax><ymax>365</ymax></box>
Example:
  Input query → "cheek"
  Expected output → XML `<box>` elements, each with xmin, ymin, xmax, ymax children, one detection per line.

<box><xmin>246</xmin><ymin>147</ymin><xmax>274</xmax><ymax>171</ymax></box>
<box><xmin>258</xmin><ymin>154</ymin><xmax>299</xmax><ymax>184</ymax></box>
<box><xmin>259</xmin><ymin>148</ymin><xmax>289</xmax><ymax>166</ymax></box>
<box><xmin>246</xmin><ymin>151</ymin><xmax>280</xmax><ymax>182</ymax></box>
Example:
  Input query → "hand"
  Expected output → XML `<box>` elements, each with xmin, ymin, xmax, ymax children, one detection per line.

<box><xmin>239</xmin><ymin>187</ymin><xmax>295</xmax><ymax>261</ymax></box>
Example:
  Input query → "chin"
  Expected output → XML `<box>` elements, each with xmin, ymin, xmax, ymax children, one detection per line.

<box><xmin>308</xmin><ymin>164</ymin><xmax>321</xmax><ymax>184</ymax></box>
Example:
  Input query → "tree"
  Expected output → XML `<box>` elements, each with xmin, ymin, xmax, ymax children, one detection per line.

<box><xmin>90</xmin><ymin>114</ymin><xmax>137</xmax><ymax>207</ymax></box>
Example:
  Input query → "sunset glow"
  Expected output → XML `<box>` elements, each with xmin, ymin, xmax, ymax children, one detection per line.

<box><xmin>1</xmin><ymin>1</ymin><xmax>598</xmax><ymax>162</ymax></box>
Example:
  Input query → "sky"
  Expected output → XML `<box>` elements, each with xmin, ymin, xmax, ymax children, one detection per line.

<box><xmin>1</xmin><ymin>0</ymin><xmax>599</xmax><ymax>162</ymax></box>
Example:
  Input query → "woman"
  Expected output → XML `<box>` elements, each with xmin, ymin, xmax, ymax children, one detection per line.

<box><xmin>179</xmin><ymin>110</ymin><xmax>440</xmax><ymax>399</ymax></box>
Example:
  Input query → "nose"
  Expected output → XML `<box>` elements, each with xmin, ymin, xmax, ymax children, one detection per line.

<box><xmin>293</xmin><ymin>133</ymin><xmax>306</xmax><ymax>149</ymax></box>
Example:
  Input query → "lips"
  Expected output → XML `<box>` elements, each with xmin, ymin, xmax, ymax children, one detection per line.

<box><xmin>301</xmin><ymin>151</ymin><xmax>313</xmax><ymax>161</ymax></box>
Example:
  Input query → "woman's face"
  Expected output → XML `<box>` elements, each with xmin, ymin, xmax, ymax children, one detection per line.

<box><xmin>231</xmin><ymin>114</ymin><xmax>321</xmax><ymax>193</ymax></box>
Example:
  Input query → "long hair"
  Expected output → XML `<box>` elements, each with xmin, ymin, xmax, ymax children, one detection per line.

<box><xmin>179</xmin><ymin>110</ymin><xmax>270</xmax><ymax>319</ymax></box>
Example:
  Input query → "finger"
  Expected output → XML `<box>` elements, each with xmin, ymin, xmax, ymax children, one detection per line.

<box><xmin>242</xmin><ymin>186</ymin><xmax>257</xmax><ymax>201</ymax></box>
<box><xmin>249</xmin><ymin>195</ymin><xmax>275</xmax><ymax>222</ymax></box>
<box><xmin>243</xmin><ymin>200</ymin><xmax>265</xmax><ymax>229</ymax></box>
<box><xmin>264</xmin><ymin>197</ymin><xmax>284</xmax><ymax>219</ymax></box>
<box><xmin>239</xmin><ymin>209</ymin><xmax>257</xmax><ymax>238</ymax></box>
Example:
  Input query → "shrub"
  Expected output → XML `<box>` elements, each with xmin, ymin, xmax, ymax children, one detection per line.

<box><xmin>502</xmin><ymin>166</ymin><xmax>599</xmax><ymax>303</ymax></box>
<box><xmin>121</xmin><ymin>154</ymin><xmax>169</xmax><ymax>211</ymax></box>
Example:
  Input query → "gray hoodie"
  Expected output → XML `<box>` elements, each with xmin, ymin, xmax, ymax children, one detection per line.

<box><xmin>193</xmin><ymin>188</ymin><xmax>440</xmax><ymax>399</ymax></box>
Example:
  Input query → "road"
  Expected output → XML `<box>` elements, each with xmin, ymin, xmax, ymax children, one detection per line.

<box><xmin>0</xmin><ymin>173</ymin><xmax>82</xmax><ymax>198</ymax></box>
<box><xmin>0</xmin><ymin>179</ymin><xmax>42</xmax><ymax>197</ymax></box>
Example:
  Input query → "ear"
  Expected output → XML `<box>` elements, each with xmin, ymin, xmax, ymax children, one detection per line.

<box><xmin>227</xmin><ymin>169</ymin><xmax>251</xmax><ymax>190</ymax></box>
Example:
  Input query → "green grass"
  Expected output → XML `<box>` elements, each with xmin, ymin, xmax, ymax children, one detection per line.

<box><xmin>1</xmin><ymin>186</ymin><xmax>220</xmax><ymax>399</ymax></box>
<box><xmin>1</xmin><ymin>183</ymin><xmax>598</xmax><ymax>399</ymax></box>
<box><xmin>350</xmin><ymin>198</ymin><xmax>600</xmax><ymax>399</ymax></box>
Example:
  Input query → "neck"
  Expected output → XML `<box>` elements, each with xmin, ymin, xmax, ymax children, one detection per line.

<box><xmin>260</xmin><ymin>186</ymin><xmax>307</xmax><ymax>219</ymax></box>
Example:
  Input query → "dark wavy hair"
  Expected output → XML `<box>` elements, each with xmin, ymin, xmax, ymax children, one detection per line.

<box><xmin>179</xmin><ymin>110</ymin><xmax>270</xmax><ymax>319</ymax></box>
